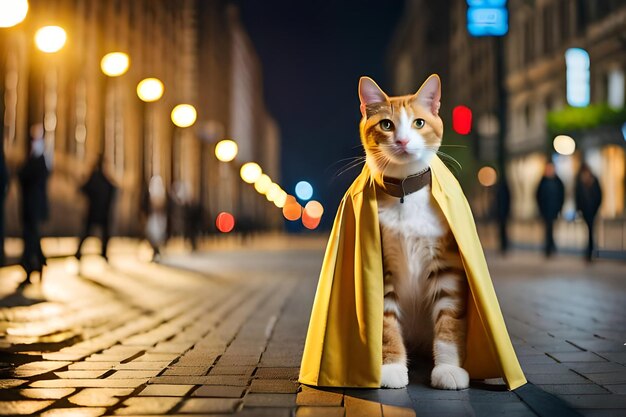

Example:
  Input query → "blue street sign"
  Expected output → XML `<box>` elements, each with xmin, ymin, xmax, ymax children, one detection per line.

<box><xmin>467</xmin><ymin>0</ymin><xmax>506</xmax><ymax>6</ymax></box>
<box><xmin>467</xmin><ymin>0</ymin><xmax>508</xmax><ymax>37</ymax></box>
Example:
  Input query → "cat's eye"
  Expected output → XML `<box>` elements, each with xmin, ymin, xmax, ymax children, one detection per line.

<box><xmin>380</xmin><ymin>119</ymin><xmax>394</xmax><ymax>131</ymax></box>
<box><xmin>414</xmin><ymin>118</ymin><xmax>425</xmax><ymax>129</ymax></box>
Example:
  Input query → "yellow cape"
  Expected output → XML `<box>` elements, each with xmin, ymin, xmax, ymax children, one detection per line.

<box><xmin>299</xmin><ymin>156</ymin><xmax>526</xmax><ymax>390</ymax></box>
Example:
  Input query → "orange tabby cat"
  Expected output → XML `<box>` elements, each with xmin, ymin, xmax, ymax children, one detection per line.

<box><xmin>359</xmin><ymin>75</ymin><xmax>469</xmax><ymax>390</ymax></box>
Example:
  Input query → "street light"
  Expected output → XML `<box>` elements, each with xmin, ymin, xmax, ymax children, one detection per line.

<box><xmin>34</xmin><ymin>26</ymin><xmax>66</xmax><ymax>53</ymax></box>
<box><xmin>477</xmin><ymin>166</ymin><xmax>497</xmax><ymax>187</ymax></box>
<box><xmin>553</xmin><ymin>135</ymin><xmax>576</xmax><ymax>156</ymax></box>
<box><xmin>171</xmin><ymin>104</ymin><xmax>197</xmax><ymax>128</ymax></box>
<box><xmin>0</xmin><ymin>0</ymin><xmax>28</xmax><ymax>28</ymax></box>
<box><xmin>240</xmin><ymin>162</ymin><xmax>262</xmax><ymax>183</ymax></box>
<box><xmin>214</xmin><ymin>139</ymin><xmax>238</xmax><ymax>162</ymax></box>
<box><xmin>266</xmin><ymin>183</ymin><xmax>282</xmax><ymax>202</ymax></box>
<box><xmin>254</xmin><ymin>174</ymin><xmax>271</xmax><ymax>194</ymax></box>
<box><xmin>137</xmin><ymin>77</ymin><xmax>164</xmax><ymax>102</ymax></box>
<box><xmin>100</xmin><ymin>52</ymin><xmax>130</xmax><ymax>77</ymax></box>
<box><xmin>295</xmin><ymin>180</ymin><xmax>313</xmax><ymax>201</ymax></box>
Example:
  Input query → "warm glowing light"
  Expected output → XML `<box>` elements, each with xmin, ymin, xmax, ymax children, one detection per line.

<box><xmin>100</xmin><ymin>52</ymin><xmax>130</xmax><ymax>77</ymax></box>
<box><xmin>302</xmin><ymin>210</ymin><xmax>322</xmax><ymax>230</ymax></box>
<box><xmin>216</xmin><ymin>212</ymin><xmax>235</xmax><ymax>233</ymax></box>
<box><xmin>215</xmin><ymin>139</ymin><xmax>238</xmax><ymax>162</ymax></box>
<box><xmin>266</xmin><ymin>183</ymin><xmax>282</xmax><ymax>202</ymax></box>
<box><xmin>304</xmin><ymin>200</ymin><xmax>324</xmax><ymax>219</ymax></box>
<box><xmin>240</xmin><ymin>162</ymin><xmax>262</xmax><ymax>183</ymax></box>
<box><xmin>452</xmin><ymin>105</ymin><xmax>472</xmax><ymax>135</ymax></box>
<box><xmin>171</xmin><ymin>104</ymin><xmax>197</xmax><ymax>128</ymax></box>
<box><xmin>274</xmin><ymin>190</ymin><xmax>288</xmax><ymax>208</ymax></box>
<box><xmin>0</xmin><ymin>0</ymin><xmax>29</xmax><ymax>28</ymax></box>
<box><xmin>283</xmin><ymin>197</ymin><xmax>302</xmax><ymax>221</ymax></box>
<box><xmin>477</xmin><ymin>166</ymin><xmax>497</xmax><ymax>187</ymax></box>
<box><xmin>295</xmin><ymin>181</ymin><xmax>313</xmax><ymax>201</ymax></box>
<box><xmin>254</xmin><ymin>174</ymin><xmax>272</xmax><ymax>194</ymax></box>
<box><xmin>35</xmin><ymin>26</ymin><xmax>67</xmax><ymax>53</ymax></box>
<box><xmin>553</xmin><ymin>135</ymin><xmax>576</xmax><ymax>156</ymax></box>
<box><xmin>137</xmin><ymin>78</ymin><xmax>164</xmax><ymax>102</ymax></box>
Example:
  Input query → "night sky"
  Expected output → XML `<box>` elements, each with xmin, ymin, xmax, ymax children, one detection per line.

<box><xmin>238</xmin><ymin>0</ymin><xmax>405</xmax><ymax>229</ymax></box>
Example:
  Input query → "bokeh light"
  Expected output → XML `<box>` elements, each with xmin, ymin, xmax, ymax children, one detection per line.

<box><xmin>215</xmin><ymin>139</ymin><xmax>238</xmax><ymax>162</ymax></box>
<box><xmin>254</xmin><ymin>174</ymin><xmax>271</xmax><ymax>194</ymax></box>
<box><xmin>283</xmin><ymin>196</ymin><xmax>302</xmax><ymax>221</ymax></box>
<box><xmin>100</xmin><ymin>52</ymin><xmax>130</xmax><ymax>77</ymax></box>
<box><xmin>452</xmin><ymin>105</ymin><xmax>472</xmax><ymax>135</ymax></box>
<box><xmin>216</xmin><ymin>212</ymin><xmax>235</xmax><ymax>233</ymax></box>
<box><xmin>302</xmin><ymin>210</ymin><xmax>322</xmax><ymax>230</ymax></box>
<box><xmin>0</xmin><ymin>0</ymin><xmax>29</xmax><ymax>28</ymax></box>
<box><xmin>171</xmin><ymin>104</ymin><xmax>197</xmax><ymax>128</ymax></box>
<box><xmin>477</xmin><ymin>166</ymin><xmax>497</xmax><ymax>187</ymax></box>
<box><xmin>240</xmin><ymin>162</ymin><xmax>262</xmax><ymax>183</ymax></box>
<box><xmin>304</xmin><ymin>200</ymin><xmax>324</xmax><ymax>219</ymax></box>
<box><xmin>553</xmin><ymin>135</ymin><xmax>576</xmax><ymax>156</ymax></box>
<box><xmin>35</xmin><ymin>26</ymin><xmax>67</xmax><ymax>53</ymax></box>
<box><xmin>137</xmin><ymin>78</ymin><xmax>164</xmax><ymax>102</ymax></box>
<box><xmin>295</xmin><ymin>181</ymin><xmax>313</xmax><ymax>201</ymax></box>
<box><xmin>274</xmin><ymin>190</ymin><xmax>288</xmax><ymax>208</ymax></box>
<box><xmin>266</xmin><ymin>183</ymin><xmax>282</xmax><ymax>202</ymax></box>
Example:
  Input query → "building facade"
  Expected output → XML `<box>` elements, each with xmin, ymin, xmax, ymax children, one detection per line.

<box><xmin>506</xmin><ymin>0</ymin><xmax>626</xmax><ymax>221</ymax></box>
<box><xmin>1</xmin><ymin>0</ymin><xmax>280</xmax><ymax>238</ymax></box>
<box><xmin>389</xmin><ymin>0</ymin><xmax>626</xmax><ymax>227</ymax></box>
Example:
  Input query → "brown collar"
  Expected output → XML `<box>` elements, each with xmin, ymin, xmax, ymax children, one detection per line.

<box><xmin>375</xmin><ymin>168</ymin><xmax>431</xmax><ymax>203</ymax></box>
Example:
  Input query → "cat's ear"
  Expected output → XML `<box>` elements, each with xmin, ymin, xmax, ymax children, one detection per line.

<box><xmin>359</xmin><ymin>77</ymin><xmax>388</xmax><ymax>117</ymax></box>
<box><xmin>414</xmin><ymin>74</ymin><xmax>441</xmax><ymax>116</ymax></box>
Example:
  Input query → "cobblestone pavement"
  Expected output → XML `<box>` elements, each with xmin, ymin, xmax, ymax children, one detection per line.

<box><xmin>0</xmin><ymin>237</ymin><xmax>624</xmax><ymax>416</ymax></box>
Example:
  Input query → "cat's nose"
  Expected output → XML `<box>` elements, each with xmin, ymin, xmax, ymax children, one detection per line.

<box><xmin>395</xmin><ymin>138</ymin><xmax>409</xmax><ymax>147</ymax></box>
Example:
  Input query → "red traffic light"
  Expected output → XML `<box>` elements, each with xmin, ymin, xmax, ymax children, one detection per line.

<box><xmin>453</xmin><ymin>105</ymin><xmax>472</xmax><ymax>135</ymax></box>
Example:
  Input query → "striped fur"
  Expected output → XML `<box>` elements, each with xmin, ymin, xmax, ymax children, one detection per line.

<box><xmin>359</xmin><ymin>76</ymin><xmax>469</xmax><ymax>390</ymax></box>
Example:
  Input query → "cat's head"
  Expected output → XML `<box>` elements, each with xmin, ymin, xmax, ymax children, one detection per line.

<box><xmin>358</xmin><ymin>75</ymin><xmax>443</xmax><ymax>179</ymax></box>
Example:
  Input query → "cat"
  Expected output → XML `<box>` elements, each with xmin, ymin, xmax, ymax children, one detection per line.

<box><xmin>358</xmin><ymin>74</ymin><xmax>469</xmax><ymax>390</ymax></box>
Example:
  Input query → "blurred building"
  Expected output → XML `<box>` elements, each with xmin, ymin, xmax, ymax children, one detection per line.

<box><xmin>506</xmin><ymin>0</ymin><xmax>626</xmax><ymax>221</ymax></box>
<box><xmin>1</xmin><ymin>0</ymin><xmax>280</xmax><ymax>238</ymax></box>
<box><xmin>389</xmin><ymin>0</ymin><xmax>626</xmax><ymax>225</ymax></box>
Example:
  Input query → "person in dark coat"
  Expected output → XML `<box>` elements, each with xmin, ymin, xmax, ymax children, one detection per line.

<box><xmin>18</xmin><ymin>124</ymin><xmax>49</xmax><ymax>287</ymax></box>
<box><xmin>535</xmin><ymin>161</ymin><xmax>565</xmax><ymax>257</ymax></box>
<box><xmin>575</xmin><ymin>163</ymin><xmax>602</xmax><ymax>261</ymax></box>
<box><xmin>75</xmin><ymin>155</ymin><xmax>117</xmax><ymax>261</ymax></box>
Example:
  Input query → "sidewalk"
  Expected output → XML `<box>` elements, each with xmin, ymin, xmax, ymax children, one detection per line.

<box><xmin>0</xmin><ymin>237</ymin><xmax>624</xmax><ymax>416</ymax></box>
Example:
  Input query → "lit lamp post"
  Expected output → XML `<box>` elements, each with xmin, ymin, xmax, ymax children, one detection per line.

<box><xmin>214</xmin><ymin>139</ymin><xmax>238</xmax><ymax>213</ymax></box>
<box><xmin>170</xmin><ymin>103</ymin><xmax>196</xmax><ymax>196</ymax></box>
<box><xmin>0</xmin><ymin>0</ymin><xmax>28</xmax><ymax>266</ymax></box>
<box><xmin>100</xmin><ymin>52</ymin><xmax>130</xmax><ymax>174</ymax></box>
<box><xmin>137</xmin><ymin>77</ymin><xmax>164</xmax><ymax>184</ymax></box>
<box><xmin>0</xmin><ymin>0</ymin><xmax>29</xmax><ymax>28</ymax></box>
<box><xmin>34</xmin><ymin>25</ymin><xmax>67</xmax><ymax>166</ymax></box>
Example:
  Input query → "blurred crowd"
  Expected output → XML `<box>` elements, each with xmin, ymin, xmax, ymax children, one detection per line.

<box><xmin>1</xmin><ymin>124</ymin><xmax>208</xmax><ymax>288</ymax></box>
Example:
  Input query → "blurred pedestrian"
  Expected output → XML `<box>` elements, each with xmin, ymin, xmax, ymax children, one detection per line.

<box><xmin>535</xmin><ymin>161</ymin><xmax>564</xmax><ymax>257</ymax></box>
<box><xmin>575</xmin><ymin>163</ymin><xmax>602</xmax><ymax>261</ymax></box>
<box><xmin>183</xmin><ymin>201</ymin><xmax>202</xmax><ymax>251</ymax></box>
<box><xmin>495</xmin><ymin>176</ymin><xmax>511</xmax><ymax>254</ymax></box>
<box><xmin>0</xmin><ymin>148</ymin><xmax>8</xmax><ymax>266</ymax></box>
<box><xmin>75</xmin><ymin>155</ymin><xmax>117</xmax><ymax>262</ymax></box>
<box><xmin>18</xmin><ymin>124</ymin><xmax>49</xmax><ymax>287</ymax></box>
<box><xmin>142</xmin><ymin>175</ymin><xmax>167</xmax><ymax>261</ymax></box>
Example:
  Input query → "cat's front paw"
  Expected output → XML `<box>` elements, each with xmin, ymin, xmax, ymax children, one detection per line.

<box><xmin>431</xmin><ymin>364</ymin><xmax>469</xmax><ymax>390</ymax></box>
<box><xmin>381</xmin><ymin>363</ymin><xmax>409</xmax><ymax>389</ymax></box>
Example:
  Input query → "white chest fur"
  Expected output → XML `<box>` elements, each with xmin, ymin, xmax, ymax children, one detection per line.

<box><xmin>378</xmin><ymin>185</ymin><xmax>450</xmax><ymax>349</ymax></box>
